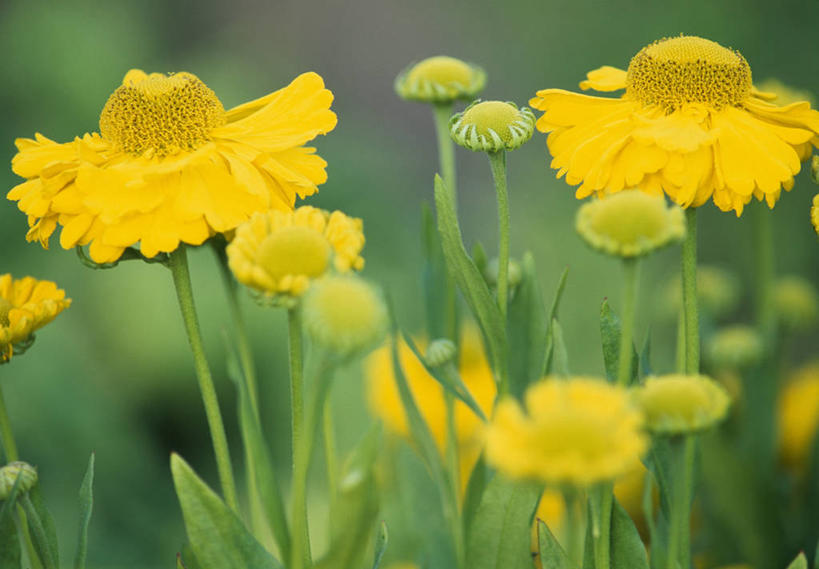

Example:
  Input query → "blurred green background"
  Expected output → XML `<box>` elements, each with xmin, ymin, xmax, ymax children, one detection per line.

<box><xmin>1</xmin><ymin>0</ymin><xmax>818</xmax><ymax>567</ymax></box>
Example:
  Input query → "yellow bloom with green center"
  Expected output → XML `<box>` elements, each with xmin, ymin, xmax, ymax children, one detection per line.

<box><xmin>8</xmin><ymin>70</ymin><xmax>337</xmax><ymax>263</ymax></box>
<box><xmin>366</xmin><ymin>325</ymin><xmax>496</xmax><ymax>490</ymax></box>
<box><xmin>530</xmin><ymin>36</ymin><xmax>819</xmax><ymax>216</ymax></box>
<box><xmin>395</xmin><ymin>56</ymin><xmax>486</xmax><ymax>103</ymax></box>
<box><xmin>778</xmin><ymin>361</ymin><xmax>819</xmax><ymax>466</ymax></box>
<box><xmin>576</xmin><ymin>190</ymin><xmax>685</xmax><ymax>257</ymax></box>
<box><xmin>485</xmin><ymin>377</ymin><xmax>647</xmax><ymax>486</ymax></box>
<box><xmin>706</xmin><ymin>325</ymin><xmax>764</xmax><ymax>370</ymax></box>
<box><xmin>0</xmin><ymin>274</ymin><xmax>71</xmax><ymax>364</ymax></box>
<box><xmin>635</xmin><ymin>374</ymin><xmax>731</xmax><ymax>435</ymax></box>
<box><xmin>773</xmin><ymin>276</ymin><xmax>819</xmax><ymax>331</ymax></box>
<box><xmin>226</xmin><ymin>206</ymin><xmax>364</xmax><ymax>298</ymax></box>
<box><xmin>450</xmin><ymin>100</ymin><xmax>535</xmax><ymax>152</ymax></box>
<box><xmin>302</xmin><ymin>275</ymin><xmax>386</xmax><ymax>355</ymax></box>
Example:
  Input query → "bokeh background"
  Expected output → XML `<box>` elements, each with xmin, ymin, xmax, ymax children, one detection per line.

<box><xmin>1</xmin><ymin>0</ymin><xmax>818</xmax><ymax>567</ymax></box>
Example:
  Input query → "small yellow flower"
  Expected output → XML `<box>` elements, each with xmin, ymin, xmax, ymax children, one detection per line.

<box><xmin>450</xmin><ymin>101</ymin><xmax>535</xmax><ymax>152</ymax></box>
<box><xmin>634</xmin><ymin>374</ymin><xmax>731</xmax><ymax>435</ymax></box>
<box><xmin>8</xmin><ymin>70</ymin><xmax>337</xmax><ymax>263</ymax></box>
<box><xmin>226</xmin><ymin>206</ymin><xmax>364</xmax><ymax>298</ymax></box>
<box><xmin>531</xmin><ymin>35</ymin><xmax>819</xmax><ymax>215</ymax></box>
<box><xmin>0</xmin><ymin>462</ymin><xmax>38</xmax><ymax>498</ymax></box>
<box><xmin>302</xmin><ymin>275</ymin><xmax>386</xmax><ymax>355</ymax></box>
<box><xmin>485</xmin><ymin>377</ymin><xmax>647</xmax><ymax>486</ymax></box>
<box><xmin>366</xmin><ymin>325</ymin><xmax>496</xmax><ymax>488</ymax></box>
<box><xmin>576</xmin><ymin>190</ymin><xmax>686</xmax><ymax>257</ymax></box>
<box><xmin>395</xmin><ymin>56</ymin><xmax>486</xmax><ymax>104</ymax></box>
<box><xmin>706</xmin><ymin>326</ymin><xmax>764</xmax><ymax>370</ymax></box>
<box><xmin>774</xmin><ymin>276</ymin><xmax>819</xmax><ymax>331</ymax></box>
<box><xmin>778</xmin><ymin>361</ymin><xmax>819</xmax><ymax>467</ymax></box>
<box><xmin>0</xmin><ymin>275</ymin><xmax>71</xmax><ymax>364</ymax></box>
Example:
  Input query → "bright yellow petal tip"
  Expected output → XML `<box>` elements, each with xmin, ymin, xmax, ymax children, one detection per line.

<box><xmin>778</xmin><ymin>361</ymin><xmax>819</xmax><ymax>467</ymax></box>
<box><xmin>395</xmin><ymin>56</ymin><xmax>486</xmax><ymax>103</ymax></box>
<box><xmin>576</xmin><ymin>190</ymin><xmax>685</xmax><ymax>257</ymax></box>
<box><xmin>634</xmin><ymin>374</ymin><xmax>731</xmax><ymax>435</ymax></box>
<box><xmin>773</xmin><ymin>276</ymin><xmax>819</xmax><ymax>331</ymax></box>
<box><xmin>450</xmin><ymin>100</ymin><xmax>535</xmax><ymax>152</ymax></box>
<box><xmin>485</xmin><ymin>377</ymin><xmax>647</xmax><ymax>486</ymax></box>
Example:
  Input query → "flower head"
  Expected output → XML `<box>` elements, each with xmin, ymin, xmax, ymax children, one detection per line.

<box><xmin>485</xmin><ymin>377</ymin><xmax>647</xmax><ymax>486</ymax></box>
<box><xmin>450</xmin><ymin>101</ymin><xmax>535</xmax><ymax>152</ymax></box>
<box><xmin>634</xmin><ymin>374</ymin><xmax>731</xmax><ymax>435</ymax></box>
<box><xmin>530</xmin><ymin>35</ymin><xmax>819</xmax><ymax>215</ymax></box>
<box><xmin>0</xmin><ymin>462</ymin><xmax>38</xmax><ymax>499</ymax></box>
<box><xmin>9</xmin><ymin>70</ymin><xmax>337</xmax><ymax>263</ymax></box>
<box><xmin>774</xmin><ymin>276</ymin><xmax>819</xmax><ymax>331</ymax></box>
<box><xmin>303</xmin><ymin>275</ymin><xmax>386</xmax><ymax>355</ymax></box>
<box><xmin>395</xmin><ymin>56</ymin><xmax>486</xmax><ymax>104</ymax></box>
<box><xmin>706</xmin><ymin>325</ymin><xmax>764</xmax><ymax>370</ymax></box>
<box><xmin>778</xmin><ymin>361</ymin><xmax>819</xmax><ymax>466</ymax></box>
<box><xmin>226</xmin><ymin>206</ymin><xmax>364</xmax><ymax>299</ymax></box>
<box><xmin>1</xmin><ymin>275</ymin><xmax>71</xmax><ymax>364</ymax></box>
<box><xmin>576</xmin><ymin>190</ymin><xmax>685</xmax><ymax>257</ymax></box>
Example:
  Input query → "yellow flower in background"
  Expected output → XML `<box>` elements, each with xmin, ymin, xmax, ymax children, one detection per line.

<box><xmin>575</xmin><ymin>190</ymin><xmax>685</xmax><ymax>257</ymax></box>
<box><xmin>485</xmin><ymin>377</ymin><xmax>646</xmax><ymax>486</ymax></box>
<box><xmin>635</xmin><ymin>375</ymin><xmax>731</xmax><ymax>435</ymax></box>
<box><xmin>778</xmin><ymin>361</ymin><xmax>819</xmax><ymax>467</ymax></box>
<box><xmin>0</xmin><ymin>275</ymin><xmax>71</xmax><ymax>363</ymax></box>
<box><xmin>530</xmin><ymin>35</ymin><xmax>819</xmax><ymax>215</ymax></box>
<box><xmin>706</xmin><ymin>326</ymin><xmax>764</xmax><ymax>370</ymax></box>
<box><xmin>757</xmin><ymin>79</ymin><xmax>815</xmax><ymax>107</ymax></box>
<box><xmin>366</xmin><ymin>325</ymin><xmax>496</xmax><ymax>488</ymax></box>
<box><xmin>8</xmin><ymin>70</ymin><xmax>337</xmax><ymax>263</ymax></box>
<box><xmin>773</xmin><ymin>276</ymin><xmax>819</xmax><ymax>331</ymax></box>
<box><xmin>395</xmin><ymin>56</ymin><xmax>486</xmax><ymax>104</ymax></box>
<box><xmin>227</xmin><ymin>206</ymin><xmax>364</xmax><ymax>297</ymax></box>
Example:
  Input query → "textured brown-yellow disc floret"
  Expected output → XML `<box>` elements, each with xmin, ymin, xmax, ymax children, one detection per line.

<box><xmin>99</xmin><ymin>71</ymin><xmax>226</xmax><ymax>156</ymax></box>
<box><xmin>626</xmin><ymin>36</ymin><xmax>752</xmax><ymax>111</ymax></box>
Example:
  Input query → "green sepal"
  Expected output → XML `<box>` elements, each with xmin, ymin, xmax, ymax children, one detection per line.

<box><xmin>464</xmin><ymin>476</ymin><xmax>541</xmax><ymax>569</ymax></box>
<box><xmin>371</xmin><ymin>521</ymin><xmax>388</xmax><ymax>569</ymax></box>
<box><xmin>170</xmin><ymin>454</ymin><xmax>283</xmax><ymax>569</ymax></box>
<box><xmin>73</xmin><ymin>453</ymin><xmax>95</xmax><ymax>569</ymax></box>
<box><xmin>600</xmin><ymin>300</ymin><xmax>638</xmax><ymax>384</ymax></box>
<box><xmin>537</xmin><ymin>519</ymin><xmax>571</xmax><ymax>569</ymax></box>
<box><xmin>433</xmin><ymin>174</ymin><xmax>507</xmax><ymax>386</ymax></box>
<box><xmin>22</xmin><ymin>487</ymin><xmax>59</xmax><ymax>569</ymax></box>
<box><xmin>787</xmin><ymin>552</ymin><xmax>808</xmax><ymax>569</ymax></box>
<box><xmin>0</xmin><ymin>470</ymin><xmax>25</xmax><ymax>569</ymax></box>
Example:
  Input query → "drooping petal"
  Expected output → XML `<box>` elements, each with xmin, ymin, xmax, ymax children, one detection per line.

<box><xmin>579</xmin><ymin>66</ymin><xmax>628</xmax><ymax>92</ymax></box>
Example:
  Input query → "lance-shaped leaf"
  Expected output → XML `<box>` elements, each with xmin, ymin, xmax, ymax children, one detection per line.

<box><xmin>0</xmin><ymin>470</ymin><xmax>25</xmax><ymax>569</ymax></box>
<box><xmin>73</xmin><ymin>453</ymin><xmax>95</xmax><ymax>569</ymax></box>
<box><xmin>537</xmin><ymin>519</ymin><xmax>571</xmax><ymax>569</ymax></box>
<box><xmin>372</xmin><ymin>522</ymin><xmax>388</xmax><ymax>569</ymax></box>
<box><xmin>542</xmin><ymin>268</ymin><xmax>570</xmax><ymax>377</ymax></box>
<box><xmin>507</xmin><ymin>253</ymin><xmax>549</xmax><ymax>399</ymax></box>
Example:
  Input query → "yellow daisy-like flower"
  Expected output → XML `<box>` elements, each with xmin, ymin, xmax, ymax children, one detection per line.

<box><xmin>366</xmin><ymin>325</ymin><xmax>496</xmax><ymax>489</ymax></box>
<box><xmin>778</xmin><ymin>361</ymin><xmax>819</xmax><ymax>467</ymax></box>
<box><xmin>8</xmin><ymin>70</ymin><xmax>337</xmax><ymax>263</ymax></box>
<box><xmin>530</xmin><ymin>35</ymin><xmax>819</xmax><ymax>215</ymax></box>
<box><xmin>226</xmin><ymin>206</ymin><xmax>364</xmax><ymax>297</ymax></box>
<box><xmin>575</xmin><ymin>190</ymin><xmax>685</xmax><ymax>257</ymax></box>
<box><xmin>485</xmin><ymin>377</ymin><xmax>647</xmax><ymax>486</ymax></box>
<box><xmin>634</xmin><ymin>374</ymin><xmax>731</xmax><ymax>435</ymax></box>
<box><xmin>395</xmin><ymin>56</ymin><xmax>486</xmax><ymax>104</ymax></box>
<box><xmin>0</xmin><ymin>274</ymin><xmax>71</xmax><ymax>364</ymax></box>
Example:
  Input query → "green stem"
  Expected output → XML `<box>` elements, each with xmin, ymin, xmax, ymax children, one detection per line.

<box><xmin>666</xmin><ymin>436</ymin><xmax>696</xmax><ymax>569</ymax></box>
<box><xmin>323</xmin><ymin>399</ymin><xmax>338</xmax><ymax>503</ymax></box>
<box><xmin>679</xmin><ymin>436</ymin><xmax>696</xmax><ymax>569</ymax></box>
<box><xmin>616</xmin><ymin>259</ymin><xmax>639</xmax><ymax>386</ymax></box>
<box><xmin>168</xmin><ymin>246</ymin><xmax>238</xmax><ymax>512</ymax></box>
<box><xmin>444</xmin><ymin>391</ymin><xmax>465</xmax><ymax>568</ymax></box>
<box><xmin>681</xmin><ymin>208</ymin><xmax>700</xmax><ymax>374</ymax></box>
<box><xmin>488</xmin><ymin>151</ymin><xmax>511</xmax><ymax>325</ymax></box>
<box><xmin>564</xmin><ymin>488</ymin><xmax>585</xmax><ymax>569</ymax></box>
<box><xmin>593</xmin><ymin>485</ymin><xmax>613</xmax><ymax>569</ymax></box>
<box><xmin>0</xmin><ymin>384</ymin><xmax>19</xmax><ymax>462</ymax></box>
<box><xmin>21</xmin><ymin>495</ymin><xmax>56</xmax><ymax>569</ymax></box>
<box><xmin>752</xmin><ymin>203</ymin><xmax>776</xmax><ymax>343</ymax></box>
<box><xmin>675</xmin><ymin>305</ymin><xmax>686</xmax><ymax>374</ymax></box>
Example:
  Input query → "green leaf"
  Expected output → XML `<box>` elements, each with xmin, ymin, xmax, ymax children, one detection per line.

<box><xmin>472</xmin><ymin>241</ymin><xmax>488</xmax><ymax>279</ymax></box>
<box><xmin>0</xmin><ymin>470</ymin><xmax>24</xmax><ymax>569</ymax></box>
<box><xmin>550</xmin><ymin>319</ymin><xmax>569</xmax><ymax>377</ymax></box>
<box><xmin>537</xmin><ymin>519</ymin><xmax>570</xmax><ymax>569</ymax></box>
<box><xmin>462</xmin><ymin>457</ymin><xmax>488</xmax><ymax>535</ymax></box>
<box><xmin>787</xmin><ymin>552</ymin><xmax>808</xmax><ymax>569</ymax></box>
<box><xmin>170</xmin><ymin>454</ymin><xmax>283</xmax><ymax>569</ymax></box>
<box><xmin>23</xmin><ymin>487</ymin><xmax>59</xmax><ymax>569</ymax></box>
<box><xmin>507</xmin><ymin>253</ymin><xmax>549</xmax><ymax>399</ymax></box>
<box><xmin>542</xmin><ymin>268</ymin><xmax>570</xmax><ymax>376</ymax></box>
<box><xmin>610</xmin><ymin>500</ymin><xmax>649</xmax><ymax>569</ymax></box>
<box><xmin>372</xmin><ymin>522</ymin><xmax>388</xmax><ymax>569</ymax></box>
<box><xmin>465</xmin><ymin>476</ymin><xmax>541</xmax><ymax>569</ymax></box>
<box><xmin>600</xmin><ymin>300</ymin><xmax>638</xmax><ymax>385</ymax></box>
<box><xmin>639</xmin><ymin>333</ymin><xmax>653</xmax><ymax>377</ymax></box>
<box><xmin>73</xmin><ymin>453</ymin><xmax>95</xmax><ymax>569</ymax></box>
<box><xmin>433</xmin><ymin>174</ymin><xmax>507</xmax><ymax>383</ymax></box>
<box><xmin>421</xmin><ymin>203</ymin><xmax>455</xmax><ymax>340</ymax></box>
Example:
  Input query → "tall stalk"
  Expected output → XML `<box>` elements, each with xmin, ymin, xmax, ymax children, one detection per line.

<box><xmin>616</xmin><ymin>258</ymin><xmax>639</xmax><ymax>386</ymax></box>
<box><xmin>681</xmin><ymin>209</ymin><xmax>700</xmax><ymax>374</ymax></box>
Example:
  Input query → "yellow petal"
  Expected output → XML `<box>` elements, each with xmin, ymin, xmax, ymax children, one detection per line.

<box><xmin>579</xmin><ymin>66</ymin><xmax>628</xmax><ymax>92</ymax></box>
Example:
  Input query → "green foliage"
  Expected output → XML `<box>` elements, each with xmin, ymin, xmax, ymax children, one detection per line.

<box><xmin>788</xmin><ymin>552</ymin><xmax>808</xmax><ymax>569</ymax></box>
<box><xmin>372</xmin><ymin>522</ymin><xmax>388</xmax><ymax>569</ymax></box>
<box><xmin>73</xmin><ymin>453</ymin><xmax>95</xmax><ymax>569</ymax></box>
<box><xmin>610</xmin><ymin>500</ymin><xmax>650</xmax><ymax>569</ymax></box>
<box><xmin>421</xmin><ymin>203</ymin><xmax>455</xmax><ymax>340</ymax></box>
<box><xmin>22</xmin><ymin>488</ymin><xmax>59</xmax><ymax>569</ymax></box>
<box><xmin>0</xmin><ymin>471</ymin><xmax>24</xmax><ymax>569</ymax></box>
<box><xmin>600</xmin><ymin>300</ymin><xmax>638</xmax><ymax>384</ymax></box>
<box><xmin>549</xmin><ymin>319</ymin><xmax>570</xmax><ymax>376</ymax></box>
<box><xmin>537</xmin><ymin>519</ymin><xmax>571</xmax><ymax>569</ymax></box>
<box><xmin>170</xmin><ymin>454</ymin><xmax>283</xmax><ymax>569</ymax></box>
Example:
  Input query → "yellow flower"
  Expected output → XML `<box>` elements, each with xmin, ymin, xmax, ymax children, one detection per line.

<box><xmin>0</xmin><ymin>274</ymin><xmax>71</xmax><ymax>364</ymax></box>
<box><xmin>778</xmin><ymin>361</ymin><xmax>819</xmax><ymax>466</ymax></box>
<box><xmin>634</xmin><ymin>374</ymin><xmax>731</xmax><ymax>435</ymax></box>
<box><xmin>706</xmin><ymin>326</ymin><xmax>764</xmax><ymax>370</ymax></box>
<box><xmin>773</xmin><ymin>276</ymin><xmax>819</xmax><ymax>331</ymax></box>
<box><xmin>366</xmin><ymin>325</ymin><xmax>496</xmax><ymax>488</ymax></box>
<box><xmin>8</xmin><ymin>70</ymin><xmax>337</xmax><ymax>263</ymax></box>
<box><xmin>575</xmin><ymin>190</ymin><xmax>685</xmax><ymax>257</ymax></box>
<box><xmin>226</xmin><ymin>206</ymin><xmax>364</xmax><ymax>297</ymax></box>
<box><xmin>485</xmin><ymin>377</ymin><xmax>647</xmax><ymax>486</ymax></box>
<box><xmin>757</xmin><ymin>79</ymin><xmax>815</xmax><ymax>107</ymax></box>
<box><xmin>395</xmin><ymin>56</ymin><xmax>486</xmax><ymax>104</ymax></box>
<box><xmin>530</xmin><ymin>35</ymin><xmax>819</xmax><ymax>215</ymax></box>
<box><xmin>450</xmin><ymin>101</ymin><xmax>535</xmax><ymax>153</ymax></box>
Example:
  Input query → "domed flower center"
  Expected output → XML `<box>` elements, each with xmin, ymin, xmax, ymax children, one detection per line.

<box><xmin>537</xmin><ymin>414</ymin><xmax>612</xmax><ymax>457</ymax></box>
<box><xmin>460</xmin><ymin>101</ymin><xmax>522</xmax><ymax>143</ymax></box>
<box><xmin>99</xmin><ymin>71</ymin><xmax>226</xmax><ymax>156</ymax></box>
<box><xmin>0</xmin><ymin>298</ymin><xmax>11</xmax><ymax>327</ymax></box>
<box><xmin>406</xmin><ymin>56</ymin><xmax>474</xmax><ymax>88</ymax></box>
<box><xmin>626</xmin><ymin>36</ymin><xmax>752</xmax><ymax>111</ymax></box>
<box><xmin>589</xmin><ymin>193</ymin><xmax>669</xmax><ymax>245</ymax></box>
<box><xmin>640</xmin><ymin>380</ymin><xmax>711</xmax><ymax>424</ymax></box>
<box><xmin>256</xmin><ymin>226</ymin><xmax>331</xmax><ymax>280</ymax></box>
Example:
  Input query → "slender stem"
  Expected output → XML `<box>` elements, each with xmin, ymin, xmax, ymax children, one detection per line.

<box><xmin>666</xmin><ymin>435</ymin><xmax>696</xmax><ymax>569</ymax></box>
<box><xmin>433</xmin><ymin>103</ymin><xmax>457</xmax><ymax>212</ymax></box>
<box><xmin>616</xmin><ymin>259</ymin><xmax>639</xmax><ymax>386</ymax></box>
<box><xmin>752</xmin><ymin>203</ymin><xmax>775</xmax><ymax>342</ymax></box>
<box><xmin>168</xmin><ymin>247</ymin><xmax>238</xmax><ymax>512</ymax></box>
<box><xmin>0</xmin><ymin>384</ymin><xmax>19</xmax><ymax>462</ymax></box>
<box><xmin>287</xmin><ymin>307</ymin><xmax>310</xmax><ymax>568</ymax></box>
<box><xmin>444</xmin><ymin>391</ymin><xmax>465</xmax><ymax>568</ymax></box>
<box><xmin>488</xmin><ymin>151</ymin><xmax>511</xmax><ymax>325</ymax></box>
<box><xmin>593</xmin><ymin>485</ymin><xmax>613</xmax><ymax>569</ymax></box>
<box><xmin>675</xmin><ymin>304</ymin><xmax>686</xmax><ymax>374</ymax></box>
<box><xmin>564</xmin><ymin>487</ymin><xmax>585</xmax><ymax>568</ymax></box>
<box><xmin>323</xmin><ymin>399</ymin><xmax>338</xmax><ymax>502</ymax></box>
<box><xmin>681</xmin><ymin>208</ymin><xmax>700</xmax><ymax>374</ymax></box>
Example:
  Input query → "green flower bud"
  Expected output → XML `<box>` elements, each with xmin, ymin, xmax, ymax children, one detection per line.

<box><xmin>706</xmin><ymin>325</ymin><xmax>764</xmax><ymax>370</ymax></box>
<box><xmin>0</xmin><ymin>461</ymin><xmax>38</xmax><ymax>499</ymax></box>
<box><xmin>450</xmin><ymin>100</ymin><xmax>534</xmax><ymax>153</ymax></box>
<box><xmin>774</xmin><ymin>276</ymin><xmax>819</xmax><ymax>331</ymax></box>
<box><xmin>425</xmin><ymin>338</ymin><xmax>457</xmax><ymax>368</ymax></box>
<box><xmin>395</xmin><ymin>56</ymin><xmax>486</xmax><ymax>104</ymax></box>
<box><xmin>485</xmin><ymin>258</ymin><xmax>522</xmax><ymax>290</ymax></box>
<box><xmin>634</xmin><ymin>374</ymin><xmax>731</xmax><ymax>435</ymax></box>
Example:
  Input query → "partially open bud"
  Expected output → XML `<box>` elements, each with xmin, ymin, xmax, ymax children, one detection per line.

<box><xmin>634</xmin><ymin>374</ymin><xmax>731</xmax><ymax>435</ymax></box>
<box><xmin>425</xmin><ymin>338</ymin><xmax>457</xmax><ymax>368</ymax></box>
<box><xmin>395</xmin><ymin>56</ymin><xmax>486</xmax><ymax>104</ymax></box>
<box><xmin>450</xmin><ymin>100</ymin><xmax>535</xmax><ymax>153</ymax></box>
<box><xmin>706</xmin><ymin>325</ymin><xmax>764</xmax><ymax>370</ymax></box>
<box><xmin>484</xmin><ymin>258</ymin><xmax>522</xmax><ymax>290</ymax></box>
<box><xmin>0</xmin><ymin>461</ymin><xmax>38</xmax><ymax>499</ymax></box>
<box><xmin>774</xmin><ymin>276</ymin><xmax>819</xmax><ymax>332</ymax></box>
